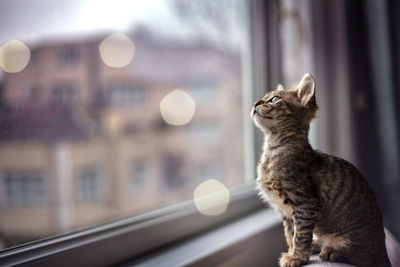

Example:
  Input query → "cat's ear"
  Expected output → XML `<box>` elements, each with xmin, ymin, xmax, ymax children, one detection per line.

<box><xmin>296</xmin><ymin>73</ymin><xmax>315</xmax><ymax>106</ymax></box>
<box><xmin>277</xmin><ymin>84</ymin><xmax>285</xmax><ymax>91</ymax></box>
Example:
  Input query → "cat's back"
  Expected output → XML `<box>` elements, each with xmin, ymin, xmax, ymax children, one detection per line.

<box><xmin>314</xmin><ymin>154</ymin><xmax>385</xmax><ymax>243</ymax></box>
<box><xmin>311</xmin><ymin>151</ymin><xmax>381</xmax><ymax>222</ymax></box>
<box><xmin>310</xmin><ymin>151</ymin><xmax>390</xmax><ymax>266</ymax></box>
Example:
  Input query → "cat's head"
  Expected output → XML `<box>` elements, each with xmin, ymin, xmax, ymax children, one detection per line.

<box><xmin>250</xmin><ymin>73</ymin><xmax>318</xmax><ymax>133</ymax></box>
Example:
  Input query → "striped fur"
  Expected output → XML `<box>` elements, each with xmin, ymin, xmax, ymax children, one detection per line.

<box><xmin>251</xmin><ymin>74</ymin><xmax>391</xmax><ymax>267</ymax></box>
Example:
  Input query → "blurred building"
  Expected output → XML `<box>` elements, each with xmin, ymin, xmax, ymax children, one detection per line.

<box><xmin>0</xmin><ymin>31</ymin><xmax>244</xmax><ymax>245</ymax></box>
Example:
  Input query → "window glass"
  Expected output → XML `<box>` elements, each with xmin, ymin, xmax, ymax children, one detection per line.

<box><xmin>0</xmin><ymin>0</ymin><xmax>250</xmax><ymax>249</ymax></box>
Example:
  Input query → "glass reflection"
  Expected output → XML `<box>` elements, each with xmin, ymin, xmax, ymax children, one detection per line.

<box><xmin>0</xmin><ymin>40</ymin><xmax>30</xmax><ymax>73</ymax></box>
<box><xmin>159</xmin><ymin>89</ymin><xmax>196</xmax><ymax>126</ymax></box>
<box><xmin>99</xmin><ymin>33</ymin><xmax>135</xmax><ymax>68</ymax></box>
<box><xmin>193</xmin><ymin>179</ymin><xmax>230</xmax><ymax>216</ymax></box>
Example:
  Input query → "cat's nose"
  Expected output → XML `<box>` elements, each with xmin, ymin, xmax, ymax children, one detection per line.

<box><xmin>254</xmin><ymin>100</ymin><xmax>265</xmax><ymax>107</ymax></box>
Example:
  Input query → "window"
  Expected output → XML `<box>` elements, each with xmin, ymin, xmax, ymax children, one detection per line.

<box><xmin>20</xmin><ymin>83</ymin><xmax>37</xmax><ymax>102</ymax></box>
<box><xmin>1</xmin><ymin>1</ymin><xmax>399</xmax><ymax>266</ymax></box>
<box><xmin>58</xmin><ymin>48</ymin><xmax>80</xmax><ymax>64</ymax></box>
<box><xmin>109</xmin><ymin>86</ymin><xmax>145</xmax><ymax>106</ymax></box>
<box><xmin>163</xmin><ymin>154</ymin><xmax>185</xmax><ymax>188</ymax></box>
<box><xmin>51</xmin><ymin>85</ymin><xmax>76</xmax><ymax>104</ymax></box>
<box><xmin>30</xmin><ymin>49</ymin><xmax>40</xmax><ymax>65</ymax></box>
<box><xmin>76</xmin><ymin>166</ymin><xmax>103</xmax><ymax>202</ymax></box>
<box><xmin>0</xmin><ymin>0</ymin><xmax>252</xmax><ymax>255</ymax></box>
<box><xmin>130</xmin><ymin>160</ymin><xmax>148</xmax><ymax>188</ymax></box>
<box><xmin>2</xmin><ymin>171</ymin><xmax>45</xmax><ymax>207</ymax></box>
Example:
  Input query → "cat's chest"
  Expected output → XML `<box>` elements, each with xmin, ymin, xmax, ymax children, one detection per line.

<box><xmin>259</xmin><ymin>187</ymin><xmax>293</xmax><ymax>217</ymax></box>
<box><xmin>257</xmin><ymin>164</ymin><xmax>293</xmax><ymax>218</ymax></box>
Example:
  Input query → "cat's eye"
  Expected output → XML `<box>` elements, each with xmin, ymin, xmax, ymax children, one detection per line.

<box><xmin>269</xmin><ymin>96</ymin><xmax>279</xmax><ymax>103</ymax></box>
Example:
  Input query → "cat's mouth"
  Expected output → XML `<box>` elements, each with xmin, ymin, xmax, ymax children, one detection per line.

<box><xmin>253</xmin><ymin>108</ymin><xmax>273</xmax><ymax>120</ymax></box>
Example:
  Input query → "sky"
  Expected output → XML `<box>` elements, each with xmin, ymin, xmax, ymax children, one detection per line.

<box><xmin>0</xmin><ymin>0</ymin><xmax>176</xmax><ymax>44</ymax></box>
<box><xmin>0</xmin><ymin>0</ymin><xmax>246</xmax><ymax>83</ymax></box>
<box><xmin>0</xmin><ymin>0</ymin><xmax>245</xmax><ymax>47</ymax></box>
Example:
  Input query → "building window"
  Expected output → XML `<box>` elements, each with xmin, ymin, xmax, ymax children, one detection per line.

<box><xmin>130</xmin><ymin>160</ymin><xmax>147</xmax><ymax>189</ymax></box>
<box><xmin>109</xmin><ymin>86</ymin><xmax>146</xmax><ymax>106</ymax></box>
<box><xmin>59</xmin><ymin>48</ymin><xmax>80</xmax><ymax>64</ymax></box>
<box><xmin>51</xmin><ymin>85</ymin><xmax>76</xmax><ymax>104</ymax></box>
<box><xmin>163</xmin><ymin>155</ymin><xmax>184</xmax><ymax>188</ymax></box>
<box><xmin>3</xmin><ymin>171</ymin><xmax>45</xmax><ymax>207</ymax></box>
<box><xmin>21</xmin><ymin>85</ymin><xmax>36</xmax><ymax>101</ymax></box>
<box><xmin>77</xmin><ymin>166</ymin><xmax>102</xmax><ymax>202</ymax></box>
<box><xmin>30</xmin><ymin>49</ymin><xmax>40</xmax><ymax>65</ymax></box>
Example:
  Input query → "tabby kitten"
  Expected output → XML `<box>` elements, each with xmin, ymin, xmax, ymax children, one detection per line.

<box><xmin>251</xmin><ymin>74</ymin><xmax>391</xmax><ymax>267</ymax></box>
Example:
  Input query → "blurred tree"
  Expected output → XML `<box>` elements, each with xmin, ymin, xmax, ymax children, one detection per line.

<box><xmin>170</xmin><ymin>0</ymin><xmax>245</xmax><ymax>51</ymax></box>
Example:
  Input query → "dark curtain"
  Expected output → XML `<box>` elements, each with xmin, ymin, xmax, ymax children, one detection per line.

<box><xmin>311</xmin><ymin>0</ymin><xmax>400</xmax><ymax>238</ymax></box>
<box><xmin>345</xmin><ymin>0</ymin><xmax>400</xmax><ymax>238</ymax></box>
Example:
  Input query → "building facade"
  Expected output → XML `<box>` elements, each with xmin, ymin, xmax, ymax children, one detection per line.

<box><xmin>0</xmin><ymin>32</ymin><xmax>244</xmax><ymax>246</ymax></box>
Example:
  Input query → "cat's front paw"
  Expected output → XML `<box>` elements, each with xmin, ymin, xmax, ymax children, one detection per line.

<box><xmin>311</xmin><ymin>241</ymin><xmax>321</xmax><ymax>254</ymax></box>
<box><xmin>279</xmin><ymin>252</ymin><xmax>308</xmax><ymax>267</ymax></box>
<box><xmin>319</xmin><ymin>247</ymin><xmax>346</xmax><ymax>262</ymax></box>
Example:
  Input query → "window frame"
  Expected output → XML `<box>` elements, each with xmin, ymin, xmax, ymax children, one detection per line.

<box><xmin>0</xmin><ymin>184</ymin><xmax>262</xmax><ymax>266</ymax></box>
<box><xmin>0</xmin><ymin>0</ymin><xmax>277</xmax><ymax>265</ymax></box>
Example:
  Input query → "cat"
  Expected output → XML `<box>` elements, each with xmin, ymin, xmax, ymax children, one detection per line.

<box><xmin>251</xmin><ymin>73</ymin><xmax>391</xmax><ymax>267</ymax></box>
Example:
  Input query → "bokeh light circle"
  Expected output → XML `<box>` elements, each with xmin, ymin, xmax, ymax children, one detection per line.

<box><xmin>160</xmin><ymin>89</ymin><xmax>196</xmax><ymax>126</ymax></box>
<box><xmin>193</xmin><ymin>179</ymin><xmax>230</xmax><ymax>216</ymax></box>
<box><xmin>0</xmin><ymin>40</ymin><xmax>30</xmax><ymax>73</ymax></box>
<box><xmin>99</xmin><ymin>33</ymin><xmax>135</xmax><ymax>68</ymax></box>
